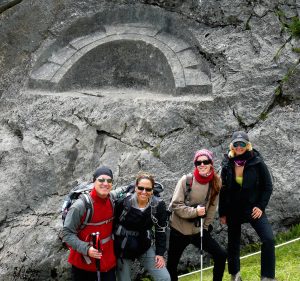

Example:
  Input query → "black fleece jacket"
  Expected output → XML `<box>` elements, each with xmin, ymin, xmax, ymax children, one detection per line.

<box><xmin>114</xmin><ymin>194</ymin><xmax>168</xmax><ymax>256</ymax></box>
<box><xmin>219</xmin><ymin>149</ymin><xmax>273</xmax><ymax>219</ymax></box>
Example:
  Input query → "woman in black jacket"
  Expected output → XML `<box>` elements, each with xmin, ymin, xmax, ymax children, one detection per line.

<box><xmin>219</xmin><ymin>131</ymin><xmax>276</xmax><ymax>281</ymax></box>
<box><xmin>114</xmin><ymin>172</ymin><xmax>170</xmax><ymax>281</ymax></box>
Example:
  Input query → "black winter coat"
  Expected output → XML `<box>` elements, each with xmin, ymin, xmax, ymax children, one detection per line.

<box><xmin>218</xmin><ymin>149</ymin><xmax>273</xmax><ymax>220</ymax></box>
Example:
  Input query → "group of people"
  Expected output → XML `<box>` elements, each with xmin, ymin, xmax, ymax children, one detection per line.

<box><xmin>62</xmin><ymin>131</ymin><xmax>276</xmax><ymax>281</ymax></box>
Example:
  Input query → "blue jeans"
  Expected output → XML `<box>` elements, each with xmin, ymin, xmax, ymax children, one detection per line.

<box><xmin>227</xmin><ymin>213</ymin><xmax>275</xmax><ymax>278</ymax></box>
<box><xmin>116</xmin><ymin>246</ymin><xmax>170</xmax><ymax>281</ymax></box>
<box><xmin>167</xmin><ymin>227</ymin><xmax>226</xmax><ymax>281</ymax></box>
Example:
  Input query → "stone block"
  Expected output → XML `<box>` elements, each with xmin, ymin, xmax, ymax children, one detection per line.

<box><xmin>70</xmin><ymin>32</ymin><xmax>107</xmax><ymax>50</ymax></box>
<box><xmin>30</xmin><ymin>63</ymin><xmax>61</xmax><ymax>81</ymax></box>
<box><xmin>104</xmin><ymin>24</ymin><xmax>159</xmax><ymax>36</ymax></box>
<box><xmin>155</xmin><ymin>32</ymin><xmax>190</xmax><ymax>52</ymax></box>
<box><xmin>48</xmin><ymin>46</ymin><xmax>77</xmax><ymax>65</ymax></box>
<box><xmin>184</xmin><ymin>69</ymin><xmax>211</xmax><ymax>86</ymax></box>
<box><xmin>176</xmin><ymin>49</ymin><xmax>200</xmax><ymax>68</ymax></box>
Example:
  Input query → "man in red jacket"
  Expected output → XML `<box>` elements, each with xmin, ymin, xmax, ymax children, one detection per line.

<box><xmin>63</xmin><ymin>166</ymin><xmax>116</xmax><ymax>281</ymax></box>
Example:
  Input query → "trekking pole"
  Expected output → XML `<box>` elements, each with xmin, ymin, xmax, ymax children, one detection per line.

<box><xmin>92</xmin><ymin>232</ymin><xmax>101</xmax><ymax>281</ymax></box>
<box><xmin>200</xmin><ymin>217</ymin><xmax>203</xmax><ymax>281</ymax></box>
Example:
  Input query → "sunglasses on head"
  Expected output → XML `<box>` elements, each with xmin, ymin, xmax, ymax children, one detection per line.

<box><xmin>97</xmin><ymin>178</ymin><xmax>113</xmax><ymax>184</ymax></box>
<box><xmin>137</xmin><ymin>186</ymin><xmax>153</xmax><ymax>192</ymax></box>
<box><xmin>233</xmin><ymin>142</ymin><xmax>247</xmax><ymax>148</ymax></box>
<box><xmin>195</xmin><ymin>160</ymin><xmax>211</xmax><ymax>166</ymax></box>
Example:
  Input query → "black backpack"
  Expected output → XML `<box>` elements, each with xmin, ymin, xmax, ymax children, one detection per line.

<box><xmin>114</xmin><ymin>182</ymin><xmax>166</xmax><ymax>260</ymax></box>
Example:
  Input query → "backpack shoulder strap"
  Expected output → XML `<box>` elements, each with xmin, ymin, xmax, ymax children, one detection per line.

<box><xmin>118</xmin><ymin>194</ymin><xmax>132</xmax><ymax>223</ymax></box>
<box><xmin>79</xmin><ymin>192</ymin><xmax>94</xmax><ymax>230</ymax></box>
<box><xmin>150</xmin><ymin>196</ymin><xmax>160</xmax><ymax>216</ymax></box>
<box><xmin>183</xmin><ymin>173</ymin><xmax>193</xmax><ymax>205</ymax></box>
<box><xmin>150</xmin><ymin>196</ymin><xmax>167</xmax><ymax>230</ymax></box>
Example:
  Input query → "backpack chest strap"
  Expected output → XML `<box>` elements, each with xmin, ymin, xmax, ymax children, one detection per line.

<box><xmin>115</xmin><ymin>225</ymin><xmax>140</xmax><ymax>237</ymax></box>
<box><xmin>86</xmin><ymin>216</ymin><xmax>114</xmax><ymax>226</ymax></box>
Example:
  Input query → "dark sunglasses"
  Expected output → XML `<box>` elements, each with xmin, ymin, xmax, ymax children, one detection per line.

<box><xmin>97</xmin><ymin>178</ymin><xmax>113</xmax><ymax>184</ymax></box>
<box><xmin>137</xmin><ymin>186</ymin><xmax>153</xmax><ymax>192</ymax></box>
<box><xmin>233</xmin><ymin>142</ymin><xmax>247</xmax><ymax>148</ymax></box>
<box><xmin>195</xmin><ymin>160</ymin><xmax>211</xmax><ymax>166</ymax></box>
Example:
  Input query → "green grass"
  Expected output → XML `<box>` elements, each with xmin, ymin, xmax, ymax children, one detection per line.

<box><xmin>179</xmin><ymin>224</ymin><xmax>300</xmax><ymax>281</ymax></box>
<box><xmin>139</xmin><ymin>225</ymin><xmax>300</xmax><ymax>281</ymax></box>
<box><xmin>179</xmin><ymin>239</ymin><xmax>300</xmax><ymax>281</ymax></box>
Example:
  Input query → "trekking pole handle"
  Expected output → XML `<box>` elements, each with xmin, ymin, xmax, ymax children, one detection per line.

<box><xmin>197</xmin><ymin>205</ymin><xmax>206</xmax><ymax>218</ymax></box>
<box><xmin>91</xmin><ymin>232</ymin><xmax>101</xmax><ymax>281</ymax></box>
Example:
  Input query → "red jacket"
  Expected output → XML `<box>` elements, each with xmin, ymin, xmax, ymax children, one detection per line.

<box><xmin>68</xmin><ymin>188</ymin><xmax>116</xmax><ymax>272</ymax></box>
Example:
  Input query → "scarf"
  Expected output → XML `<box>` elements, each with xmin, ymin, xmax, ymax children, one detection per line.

<box><xmin>194</xmin><ymin>167</ymin><xmax>214</xmax><ymax>185</ymax></box>
<box><xmin>232</xmin><ymin>150</ymin><xmax>253</xmax><ymax>166</ymax></box>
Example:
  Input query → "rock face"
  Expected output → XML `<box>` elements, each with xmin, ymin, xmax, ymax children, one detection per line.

<box><xmin>0</xmin><ymin>0</ymin><xmax>299</xmax><ymax>280</ymax></box>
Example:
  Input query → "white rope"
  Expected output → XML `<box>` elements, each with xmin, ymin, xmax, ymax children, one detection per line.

<box><xmin>178</xmin><ymin>237</ymin><xmax>300</xmax><ymax>279</ymax></box>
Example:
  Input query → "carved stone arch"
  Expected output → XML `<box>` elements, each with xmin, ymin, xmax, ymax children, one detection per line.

<box><xmin>29</xmin><ymin>24</ymin><xmax>212</xmax><ymax>95</ymax></box>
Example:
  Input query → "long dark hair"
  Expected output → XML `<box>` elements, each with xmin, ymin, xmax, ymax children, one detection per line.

<box><xmin>209</xmin><ymin>173</ymin><xmax>221</xmax><ymax>206</ymax></box>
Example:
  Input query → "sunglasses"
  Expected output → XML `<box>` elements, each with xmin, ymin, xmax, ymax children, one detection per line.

<box><xmin>97</xmin><ymin>178</ymin><xmax>113</xmax><ymax>184</ymax></box>
<box><xmin>195</xmin><ymin>160</ymin><xmax>211</xmax><ymax>166</ymax></box>
<box><xmin>233</xmin><ymin>142</ymin><xmax>247</xmax><ymax>148</ymax></box>
<box><xmin>137</xmin><ymin>186</ymin><xmax>153</xmax><ymax>192</ymax></box>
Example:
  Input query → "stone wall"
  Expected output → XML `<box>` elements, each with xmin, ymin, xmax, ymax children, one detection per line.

<box><xmin>0</xmin><ymin>0</ymin><xmax>299</xmax><ymax>280</ymax></box>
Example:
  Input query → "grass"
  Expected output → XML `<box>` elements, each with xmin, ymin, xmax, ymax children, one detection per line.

<box><xmin>179</xmin><ymin>224</ymin><xmax>300</xmax><ymax>281</ymax></box>
<box><xmin>288</xmin><ymin>17</ymin><xmax>300</xmax><ymax>38</ymax></box>
<box><xmin>179</xmin><ymin>239</ymin><xmax>300</xmax><ymax>281</ymax></box>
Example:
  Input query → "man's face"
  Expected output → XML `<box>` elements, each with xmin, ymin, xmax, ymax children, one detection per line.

<box><xmin>94</xmin><ymin>174</ymin><xmax>113</xmax><ymax>198</ymax></box>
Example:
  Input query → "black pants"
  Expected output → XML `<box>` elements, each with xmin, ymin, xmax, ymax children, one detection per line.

<box><xmin>167</xmin><ymin>227</ymin><xmax>227</xmax><ymax>281</ymax></box>
<box><xmin>227</xmin><ymin>213</ymin><xmax>275</xmax><ymax>278</ymax></box>
<box><xmin>71</xmin><ymin>266</ymin><xmax>116</xmax><ymax>281</ymax></box>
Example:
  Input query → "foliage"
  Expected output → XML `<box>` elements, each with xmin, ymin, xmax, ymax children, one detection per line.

<box><xmin>259</xmin><ymin>112</ymin><xmax>268</xmax><ymax>121</ymax></box>
<box><xmin>288</xmin><ymin>17</ymin><xmax>300</xmax><ymax>38</ymax></box>
<box><xmin>275</xmin><ymin>223</ymin><xmax>300</xmax><ymax>244</ymax></box>
<box><xmin>292</xmin><ymin>47</ymin><xmax>300</xmax><ymax>53</ymax></box>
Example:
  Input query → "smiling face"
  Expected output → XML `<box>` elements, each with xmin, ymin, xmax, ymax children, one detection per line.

<box><xmin>94</xmin><ymin>174</ymin><xmax>113</xmax><ymax>198</ymax></box>
<box><xmin>232</xmin><ymin>141</ymin><xmax>247</xmax><ymax>156</ymax></box>
<box><xmin>195</xmin><ymin>155</ymin><xmax>212</xmax><ymax>176</ymax></box>
<box><xmin>135</xmin><ymin>178</ymin><xmax>153</xmax><ymax>205</ymax></box>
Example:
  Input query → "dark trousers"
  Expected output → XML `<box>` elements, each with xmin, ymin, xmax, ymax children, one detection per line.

<box><xmin>71</xmin><ymin>266</ymin><xmax>116</xmax><ymax>281</ymax></box>
<box><xmin>227</xmin><ymin>213</ymin><xmax>275</xmax><ymax>278</ymax></box>
<box><xmin>167</xmin><ymin>227</ymin><xmax>227</xmax><ymax>281</ymax></box>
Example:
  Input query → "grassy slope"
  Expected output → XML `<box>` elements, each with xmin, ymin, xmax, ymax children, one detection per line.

<box><xmin>179</xmin><ymin>239</ymin><xmax>300</xmax><ymax>281</ymax></box>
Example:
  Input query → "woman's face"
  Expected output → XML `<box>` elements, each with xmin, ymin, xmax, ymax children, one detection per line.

<box><xmin>233</xmin><ymin>141</ymin><xmax>247</xmax><ymax>156</ymax></box>
<box><xmin>135</xmin><ymin>178</ymin><xmax>153</xmax><ymax>204</ymax></box>
<box><xmin>195</xmin><ymin>156</ymin><xmax>212</xmax><ymax>176</ymax></box>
